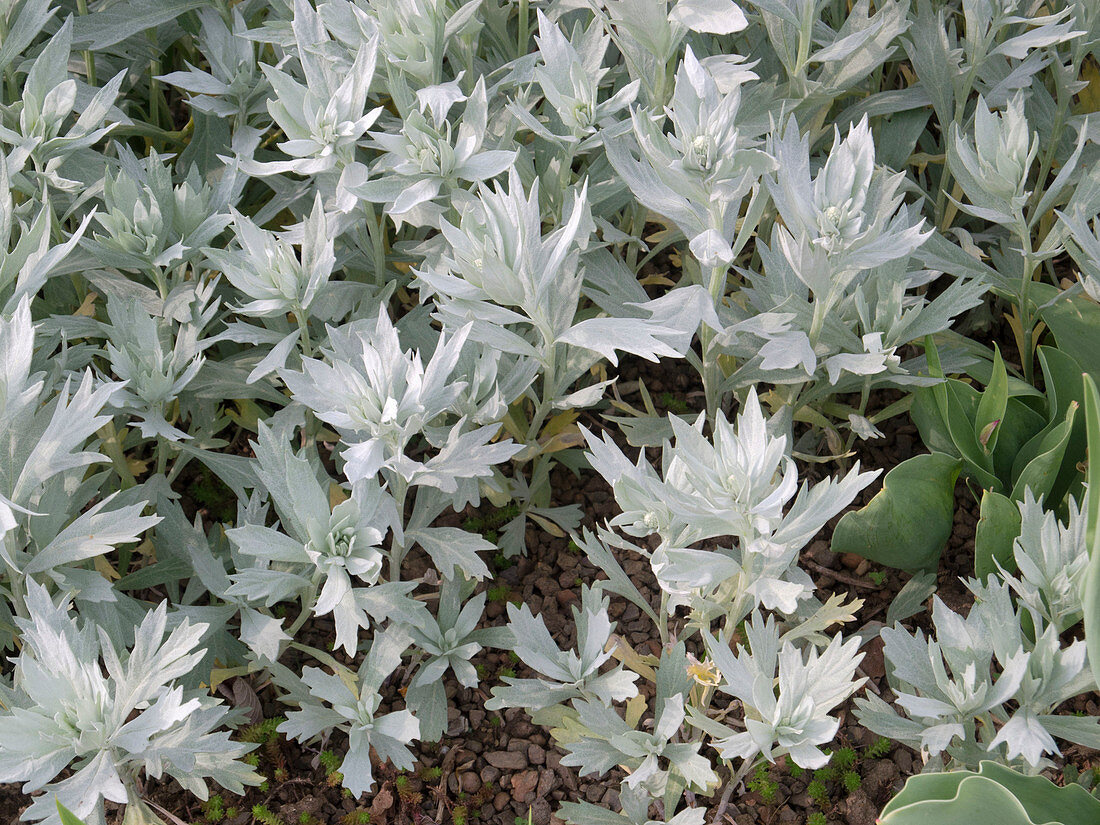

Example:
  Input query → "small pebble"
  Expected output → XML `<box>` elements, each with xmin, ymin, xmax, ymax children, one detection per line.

<box><xmin>486</xmin><ymin>750</ymin><xmax>527</xmax><ymax>770</ymax></box>
<box><xmin>459</xmin><ymin>771</ymin><xmax>480</xmax><ymax>794</ymax></box>
<box><xmin>556</xmin><ymin>590</ymin><xmax>578</xmax><ymax>607</ymax></box>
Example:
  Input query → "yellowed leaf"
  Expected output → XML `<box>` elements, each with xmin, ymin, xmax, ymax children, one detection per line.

<box><xmin>74</xmin><ymin>291</ymin><xmax>99</xmax><ymax>317</ymax></box>
<box><xmin>538</xmin><ymin>429</ymin><xmax>584</xmax><ymax>454</ymax></box>
<box><xmin>93</xmin><ymin>555</ymin><xmax>120</xmax><ymax>581</ymax></box>
<box><xmin>624</xmin><ymin>693</ymin><xmax>648</xmax><ymax>729</ymax></box>
<box><xmin>207</xmin><ymin>665</ymin><xmax>251</xmax><ymax>692</ymax></box>
<box><xmin>1077</xmin><ymin>58</ymin><xmax>1100</xmax><ymax>115</ymax></box>
<box><xmin>604</xmin><ymin>633</ymin><xmax>658</xmax><ymax>682</ymax></box>
<box><xmin>329</xmin><ymin>482</ymin><xmax>349</xmax><ymax>509</ymax></box>
<box><xmin>539</xmin><ymin>409</ymin><xmax>579</xmax><ymax>440</ymax></box>
<box><xmin>127</xmin><ymin>456</ymin><xmax>150</xmax><ymax>477</ymax></box>
<box><xmin>527</xmin><ymin>512</ymin><xmax>565</xmax><ymax>537</ymax></box>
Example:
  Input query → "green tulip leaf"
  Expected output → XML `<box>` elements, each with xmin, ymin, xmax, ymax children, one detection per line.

<box><xmin>1010</xmin><ymin>402</ymin><xmax>1077</xmax><ymax>503</ymax></box>
<box><xmin>831</xmin><ymin>452</ymin><xmax>961</xmax><ymax>572</ymax></box>
<box><xmin>1082</xmin><ymin>374</ymin><xmax>1100</xmax><ymax>691</ymax></box>
<box><xmin>974</xmin><ymin>488</ymin><xmax>1021</xmax><ymax>580</ymax></box>
<box><xmin>975</xmin><ymin>344</ymin><xmax>1008</xmax><ymax>454</ymax></box>
<box><xmin>880</xmin><ymin>762</ymin><xmax>1100</xmax><ymax>825</ymax></box>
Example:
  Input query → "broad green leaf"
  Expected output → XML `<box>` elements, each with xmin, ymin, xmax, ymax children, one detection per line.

<box><xmin>831</xmin><ymin>453</ymin><xmax>962</xmax><ymax>572</ymax></box>
<box><xmin>1036</xmin><ymin>346</ymin><xmax>1088</xmax><ymax>505</ymax></box>
<box><xmin>989</xmin><ymin>397</ymin><xmax>1047</xmax><ymax>484</ymax></box>
<box><xmin>881</xmin><ymin>761</ymin><xmax>1100</xmax><ymax>825</ymax></box>
<box><xmin>974</xmin><ymin>489</ymin><xmax>1021</xmax><ymax>580</ymax></box>
<box><xmin>911</xmin><ymin>384</ymin><xmax>962</xmax><ymax>458</ymax></box>
<box><xmin>1037</xmin><ymin>346</ymin><xmax>1087</xmax><ymax>424</ymax></box>
<box><xmin>1041</xmin><ymin>292</ymin><xmax>1100</xmax><ymax>385</ymax></box>
<box><xmin>880</xmin><ymin>776</ymin><xmax>1034</xmax><ymax>825</ymax></box>
<box><xmin>974</xmin><ymin>344</ymin><xmax>1008</xmax><ymax>454</ymax></box>
<box><xmin>943</xmin><ymin>382</ymin><xmax>997</xmax><ymax>485</ymax></box>
<box><xmin>1082</xmin><ymin>374</ymin><xmax>1100</xmax><ymax>690</ymax></box>
<box><xmin>1009</xmin><ymin>403</ymin><xmax>1077</xmax><ymax>504</ymax></box>
<box><xmin>923</xmin><ymin>334</ymin><xmax>950</xmax><ymax>417</ymax></box>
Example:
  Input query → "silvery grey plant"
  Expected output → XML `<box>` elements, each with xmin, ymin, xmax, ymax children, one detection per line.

<box><xmin>491</xmin><ymin>389</ymin><xmax>871</xmax><ymax>820</ymax></box>
<box><xmin>157</xmin><ymin>8</ymin><xmax>272</xmax><ymax>126</ymax></box>
<box><xmin>996</xmin><ymin>490</ymin><xmax>1090</xmax><ymax>633</ymax></box>
<box><xmin>223</xmin><ymin>422</ymin><xmax>409</xmax><ymax>656</ymax></box>
<box><xmin>280</xmin><ymin>306</ymin><xmax>524</xmax><ymax>544</ymax></box>
<box><xmin>351</xmin><ymin>74</ymin><xmax>517</xmax><ymax>228</ymax></box>
<box><xmin>278</xmin><ymin>625</ymin><xmax>420</xmax><ymax>796</ymax></box>
<box><xmin>0</xmin><ymin>150</ymin><xmax>93</xmax><ymax>313</ymax></box>
<box><xmin>101</xmin><ymin>289</ymin><xmax>216</xmax><ymax>445</ymax></box>
<box><xmin>689</xmin><ymin>612</ymin><xmax>865</xmax><ymax>770</ymax></box>
<box><xmin>204</xmin><ymin>194</ymin><xmax>337</xmax><ymax>363</ymax></box>
<box><xmin>413</xmin><ymin>164</ymin><xmax>715</xmax><ymax>546</ymax></box>
<box><xmin>240</xmin><ymin>0</ymin><xmax>382</xmax><ymax>187</ymax></box>
<box><xmin>0</xmin><ymin>582</ymin><xmax>259</xmax><ymax>825</ymax></box>
<box><xmin>856</xmin><ymin>579</ymin><xmax>1100</xmax><ymax>772</ymax></box>
<box><xmin>598</xmin><ymin>0</ymin><xmax>749</xmax><ymax>106</ymax></box>
<box><xmin>0</xmin><ymin>17</ymin><xmax>124</xmax><ymax>194</ymax></box>
<box><xmin>729</xmin><ymin>112</ymin><xmax>987</xmax><ymax>446</ymax></box>
<box><xmin>1057</xmin><ymin>207</ymin><xmax>1100</xmax><ymax>302</ymax></box>
<box><xmin>404</xmin><ymin>575</ymin><xmax>513</xmax><ymax>740</ymax></box>
<box><xmin>516</xmin><ymin>11</ymin><xmax>640</xmax><ymax>153</ymax></box>
<box><xmin>0</xmin><ymin>299</ymin><xmax>157</xmax><ymax>626</ymax></box>
<box><xmin>585</xmin><ymin>387</ymin><xmax>876</xmax><ymax>624</ymax></box>
<box><xmin>84</xmin><ymin>148</ymin><xmax>234</xmax><ymax>292</ymax></box>
<box><xmin>486</xmin><ymin>584</ymin><xmax>639</xmax><ymax>719</ymax></box>
<box><xmin>607</xmin><ymin>46</ymin><xmax>772</xmax><ymax>419</ymax></box>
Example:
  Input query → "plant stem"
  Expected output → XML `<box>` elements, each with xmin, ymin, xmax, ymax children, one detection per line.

<box><xmin>156</xmin><ymin>435</ymin><xmax>169</xmax><ymax>477</ymax></box>
<box><xmin>99</xmin><ymin>421</ymin><xmax>138</xmax><ymax>489</ymax></box>
<box><xmin>712</xmin><ymin>760</ymin><xmax>756</xmax><ymax>825</ymax></box>
<box><xmin>700</xmin><ymin>260</ymin><xmax>726</xmax><ymax>427</ymax></box>
<box><xmin>525</xmin><ymin>340</ymin><xmax>559</xmax><ymax>444</ymax></box>
<box><xmin>367</xmin><ymin>205</ymin><xmax>389</xmax><ymax>286</ymax></box>
<box><xmin>658</xmin><ymin>590</ymin><xmax>669</xmax><ymax>646</ymax></box>
<box><xmin>1017</xmin><ymin>217</ymin><xmax>1039</xmax><ymax>385</ymax></box>
<box><xmin>295</xmin><ymin>306</ymin><xmax>313</xmax><ymax>358</ymax></box>
<box><xmin>75</xmin><ymin>0</ymin><xmax>97</xmax><ymax>86</ymax></box>
<box><xmin>517</xmin><ymin>0</ymin><xmax>529</xmax><ymax>60</ymax></box>
<box><xmin>287</xmin><ymin>583</ymin><xmax>319</xmax><ymax>638</ymax></box>
<box><xmin>841</xmin><ymin>378</ymin><xmax>872</xmax><ymax>455</ymax></box>
<box><xmin>388</xmin><ymin>475</ymin><xmax>411</xmax><ymax>579</ymax></box>
<box><xmin>3</xmin><ymin>553</ymin><xmax>27</xmax><ymax>620</ymax></box>
<box><xmin>1027</xmin><ymin>55</ymin><xmax>1079</xmax><ymax>220</ymax></box>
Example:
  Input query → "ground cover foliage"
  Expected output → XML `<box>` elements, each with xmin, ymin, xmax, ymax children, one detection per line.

<box><xmin>0</xmin><ymin>0</ymin><xmax>1099</xmax><ymax>823</ymax></box>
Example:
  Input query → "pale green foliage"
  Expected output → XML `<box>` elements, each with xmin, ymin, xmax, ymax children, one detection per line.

<box><xmin>279</xmin><ymin>626</ymin><xmax>419</xmax><ymax>797</ymax></box>
<box><xmin>690</xmin><ymin>613</ymin><xmax>865</xmax><ymax>769</ymax></box>
<box><xmin>0</xmin><ymin>582</ymin><xmax>259</xmax><ymax>825</ymax></box>
<box><xmin>997</xmin><ymin>491</ymin><xmax>1090</xmax><ymax>632</ymax></box>
<box><xmin>856</xmin><ymin>580</ymin><xmax>1099</xmax><ymax>771</ymax></box>
<box><xmin>486</xmin><ymin>585</ymin><xmax>638</xmax><ymax>713</ymax></box>
<box><xmin>585</xmin><ymin>387</ymin><xmax>876</xmax><ymax>620</ymax></box>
